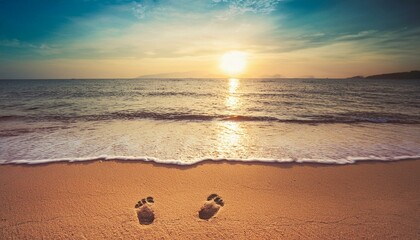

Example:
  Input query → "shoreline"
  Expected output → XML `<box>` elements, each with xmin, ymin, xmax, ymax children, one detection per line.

<box><xmin>2</xmin><ymin>154</ymin><xmax>420</xmax><ymax>166</ymax></box>
<box><xmin>1</xmin><ymin>159</ymin><xmax>419</xmax><ymax>239</ymax></box>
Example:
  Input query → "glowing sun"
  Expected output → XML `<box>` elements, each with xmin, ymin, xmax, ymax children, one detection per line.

<box><xmin>219</xmin><ymin>51</ymin><xmax>247</xmax><ymax>76</ymax></box>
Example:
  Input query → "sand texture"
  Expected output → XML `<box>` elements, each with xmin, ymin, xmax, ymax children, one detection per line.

<box><xmin>0</xmin><ymin>160</ymin><xmax>419</xmax><ymax>239</ymax></box>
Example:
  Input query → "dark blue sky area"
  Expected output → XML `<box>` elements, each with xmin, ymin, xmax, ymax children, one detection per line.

<box><xmin>1</xmin><ymin>0</ymin><xmax>419</xmax><ymax>42</ymax></box>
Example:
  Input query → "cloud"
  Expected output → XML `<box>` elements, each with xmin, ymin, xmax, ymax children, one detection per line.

<box><xmin>131</xmin><ymin>1</ymin><xmax>147</xmax><ymax>19</ymax></box>
<box><xmin>212</xmin><ymin>0</ymin><xmax>281</xmax><ymax>19</ymax></box>
<box><xmin>335</xmin><ymin>30</ymin><xmax>378</xmax><ymax>41</ymax></box>
<box><xmin>260</xmin><ymin>25</ymin><xmax>420</xmax><ymax>62</ymax></box>
<box><xmin>0</xmin><ymin>39</ymin><xmax>50</xmax><ymax>50</ymax></box>
<box><xmin>0</xmin><ymin>39</ymin><xmax>34</xmax><ymax>48</ymax></box>
<box><xmin>20</xmin><ymin>0</ymin><xmax>279</xmax><ymax>60</ymax></box>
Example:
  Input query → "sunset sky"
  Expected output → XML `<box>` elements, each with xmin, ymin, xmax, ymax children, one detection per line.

<box><xmin>1</xmin><ymin>0</ymin><xmax>420</xmax><ymax>79</ymax></box>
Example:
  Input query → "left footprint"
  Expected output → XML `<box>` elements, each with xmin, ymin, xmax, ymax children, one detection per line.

<box><xmin>134</xmin><ymin>196</ymin><xmax>155</xmax><ymax>225</ymax></box>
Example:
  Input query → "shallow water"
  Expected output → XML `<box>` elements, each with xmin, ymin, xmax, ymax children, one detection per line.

<box><xmin>0</xmin><ymin>78</ymin><xmax>419</xmax><ymax>164</ymax></box>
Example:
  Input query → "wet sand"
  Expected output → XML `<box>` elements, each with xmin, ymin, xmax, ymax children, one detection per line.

<box><xmin>0</xmin><ymin>160</ymin><xmax>419</xmax><ymax>239</ymax></box>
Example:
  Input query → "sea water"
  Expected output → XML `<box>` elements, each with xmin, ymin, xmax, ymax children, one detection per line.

<box><xmin>0</xmin><ymin>78</ymin><xmax>419</xmax><ymax>165</ymax></box>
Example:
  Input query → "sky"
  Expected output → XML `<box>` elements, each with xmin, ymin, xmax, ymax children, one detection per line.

<box><xmin>1</xmin><ymin>0</ymin><xmax>420</xmax><ymax>79</ymax></box>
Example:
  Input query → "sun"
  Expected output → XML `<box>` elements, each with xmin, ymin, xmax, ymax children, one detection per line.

<box><xmin>219</xmin><ymin>51</ymin><xmax>247</xmax><ymax>76</ymax></box>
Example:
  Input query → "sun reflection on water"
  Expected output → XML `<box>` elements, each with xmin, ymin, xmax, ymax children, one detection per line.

<box><xmin>215</xmin><ymin>78</ymin><xmax>246</xmax><ymax>158</ymax></box>
<box><xmin>229</xmin><ymin>78</ymin><xmax>239</xmax><ymax>93</ymax></box>
<box><xmin>216</xmin><ymin>121</ymin><xmax>244</xmax><ymax>157</ymax></box>
<box><xmin>222</xmin><ymin>121</ymin><xmax>241</xmax><ymax>145</ymax></box>
<box><xmin>225</xmin><ymin>95</ymin><xmax>239</xmax><ymax>108</ymax></box>
<box><xmin>225</xmin><ymin>78</ymin><xmax>240</xmax><ymax>109</ymax></box>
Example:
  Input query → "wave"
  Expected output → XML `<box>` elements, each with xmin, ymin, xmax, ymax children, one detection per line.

<box><xmin>143</xmin><ymin>91</ymin><xmax>214</xmax><ymax>97</ymax></box>
<box><xmin>1</xmin><ymin>111</ymin><xmax>419</xmax><ymax>124</ymax></box>
<box><xmin>1</xmin><ymin>155</ymin><xmax>419</xmax><ymax>166</ymax></box>
<box><xmin>0</xmin><ymin>115</ymin><xmax>20</xmax><ymax>120</ymax></box>
<box><xmin>0</xmin><ymin>126</ymin><xmax>72</xmax><ymax>137</ymax></box>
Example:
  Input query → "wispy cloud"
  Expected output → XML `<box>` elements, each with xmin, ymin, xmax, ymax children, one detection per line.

<box><xmin>0</xmin><ymin>39</ymin><xmax>59</xmax><ymax>57</ymax></box>
<box><xmin>0</xmin><ymin>39</ymin><xmax>36</xmax><ymax>48</ymax></box>
<box><xmin>213</xmin><ymin>0</ymin><xmax>281</xmax><ymax>19</ymax></box>
<box><xmin>131</xmin><ymin>1</ymin><xmax>147</xmax><ymax>19</ymax></box>
<box><xmin>21</xmin><ymin>0</ymin><xmax>279</xmax><ymax>60</ymax></box>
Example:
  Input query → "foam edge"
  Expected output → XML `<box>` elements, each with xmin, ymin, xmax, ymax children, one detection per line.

<box><xmin>1</xmin><ymin>155</ymin><xmax>420</xmax><ymax>166</ymax></box>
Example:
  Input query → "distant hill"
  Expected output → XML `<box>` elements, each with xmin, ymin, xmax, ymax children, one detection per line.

<box><xmin>262</xmin><ymin>74</ymin><xmax>284</xmax><ymax>78</ymax></box>
<box><xmin>347</xmin><ymin>75</ymin><xmax>364</xmax><ymax>79</ymax></box>
<box><xmin>349</xmin><ymin>71</ymin><xmax>420</xmax><ymax>79</ymax></box>
<box><xmin>366</xmin><ymin>71</ymin><xmax>420</xmax><ymax>79</ymax></box>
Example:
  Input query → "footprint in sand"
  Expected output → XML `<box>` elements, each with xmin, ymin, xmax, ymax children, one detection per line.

<box><xmin>135</xmin><ymin>196</ymin><xmax>155</xmax><ymax>225</ymax></box>
<box><xmin>198</xmin><ymin>193</ymin><xmax>225</xmax><ymax>220</ymax></box>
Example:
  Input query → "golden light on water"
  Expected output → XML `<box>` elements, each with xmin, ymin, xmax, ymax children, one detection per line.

<box><xmin>226</xmin><ymin>78</ymin><xmax>240</xmax><ymax>109</ymax></box>
<box><xmin>223</xmin><ymin>122</ymin><xmax>242</xmax><ymax>145</ymax></box>
<box><xmin>217</xmin><ymin>121</ymin><xmax>244</xmax><ymax>156</ymax></box>
<box><xmin>226</xmin><ymin>95</ymin><xmax>239</xmax><ymax>108</ymax></box>
<box><xmin>229</xmin><ymin>78</ymin><xmax>239</xmax><ymax>93</ymax></box>
<box><xmin>216</xmin><ymin>77</ymin><xmax>245</xmax><ymax>157</ymax></box>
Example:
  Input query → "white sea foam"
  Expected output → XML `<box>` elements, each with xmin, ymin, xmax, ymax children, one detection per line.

<box><xmin>1</xmin><ymin>119</ymin><xmax>419</xmax><ymax>165</ymax></box>
<box><xmin>1</xmin><ymin>155</ymin><xmax>420</xmax><ymax>166</ymax></box>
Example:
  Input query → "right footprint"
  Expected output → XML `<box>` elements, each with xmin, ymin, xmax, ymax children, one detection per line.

<box><xmin>198</xmin><ymin>193</ymin><xmax>225</xmax><ymax>220</ymax></box>
<box><xmin>135</xmin><ymin>196</ymin><xmax>155</xmax><ymax>225</ymax></box>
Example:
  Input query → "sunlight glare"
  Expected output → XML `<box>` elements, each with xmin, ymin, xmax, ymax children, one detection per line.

<box><xmin>229</xmin><ymin>78</ymin><xmax>239</xmax><ymax>93</ymax></box>
<box><xmin>220</xmin><ymin>51</ymin><xmax>247</xmax><ymax>76</ymax></box>
<box><xmin>217</xmin><ymin>121</ymin><xmax>243</xmax><ymax>150</ymax></box>
<box><xmin>226</xmin><ymin>78</ymin><xmax>240</xmax><ymax>109</ymax></box>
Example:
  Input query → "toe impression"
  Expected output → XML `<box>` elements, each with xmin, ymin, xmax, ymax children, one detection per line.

<box><xmin>135</xmin><ymin>196</ymin><xmax>155</xmax><ymax>225</ymax></box>
<box><xmin>199</xmin><ymin>194</ymin><xmax>225</xmax><ymax>220</ymax></box>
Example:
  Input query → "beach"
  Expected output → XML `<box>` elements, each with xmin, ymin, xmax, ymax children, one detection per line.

<box><xmin>0</xmin><ymin>160</ymin><xmax>419</xmax><ymax>239</ymax></box>
<box><xmin>1</xmin><ymin>0</ymin><xmax>420</xmax><ymax>239</ymax></box>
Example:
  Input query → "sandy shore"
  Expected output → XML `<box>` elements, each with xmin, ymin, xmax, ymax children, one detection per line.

<box><xmin>0</xmin><ymin>160</ymin><xmax>419</xmax><ymax>239</ymax></box>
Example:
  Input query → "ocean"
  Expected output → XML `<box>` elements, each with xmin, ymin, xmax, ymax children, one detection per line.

<box><xmin>0</xmin><ymin>78</ymin><xmax>419</xmax><ymax>165</ymax></box>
